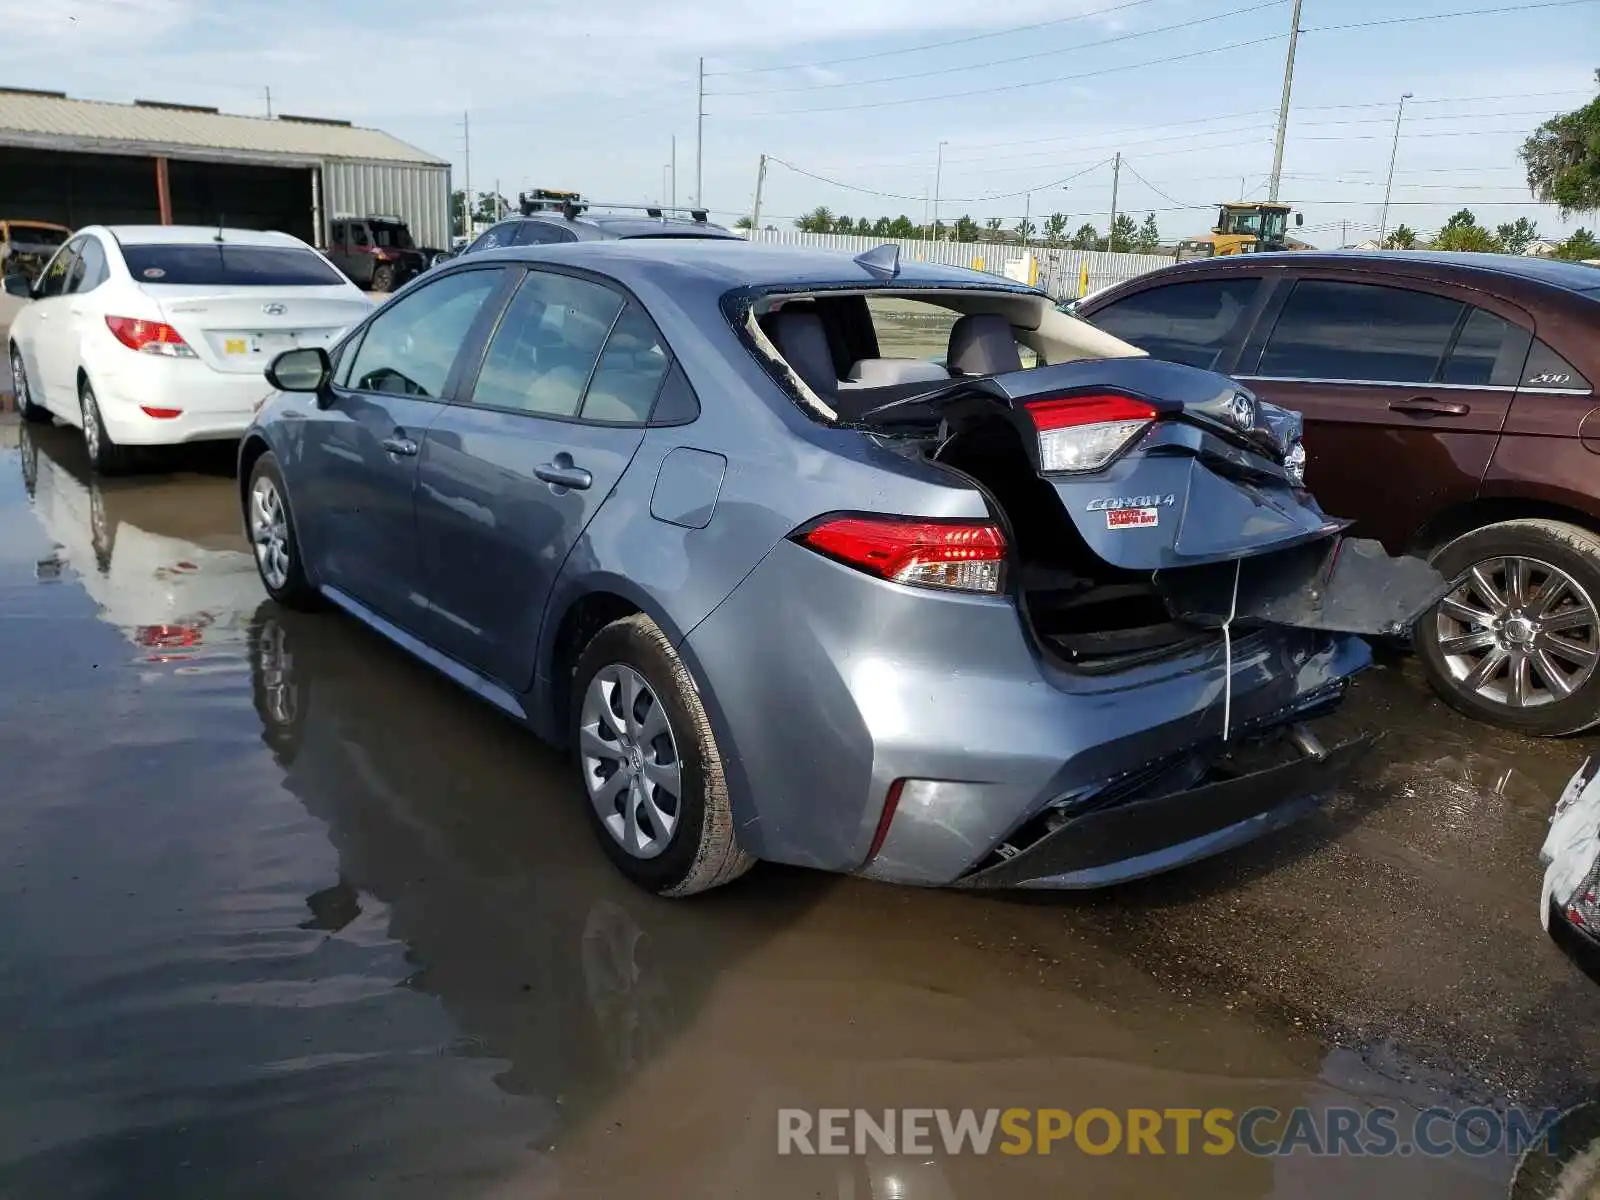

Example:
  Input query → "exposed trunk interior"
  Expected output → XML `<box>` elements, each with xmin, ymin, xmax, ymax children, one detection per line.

<box><xmin>928</xmin><ymin>415</ymin><xmax>1216</xmax><ymax>670</ymax></box>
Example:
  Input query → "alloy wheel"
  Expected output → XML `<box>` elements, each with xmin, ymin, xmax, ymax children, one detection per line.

<box><xmin>10</xmin><ymin>351</ymin><xmax>26</xmax><ymax>409</ymax></box>
<box><xmin>249</xmin><ymin>475</ymin><xmax>292</xmax><ymax>591</ymax></box>
<box><xmin>80</xmin><ymin>389</ymin><xmax>102</xmax><ymax>462</ymax></box>
<box><xmin>1434</xmin><ymin>556</ymin><xmax>1600</xmax><ymax>708</ymax></box>
<box><xmin>578</xmin><ymin>664</ymin><xmax>683</xmax><ymax>859</ymax></box>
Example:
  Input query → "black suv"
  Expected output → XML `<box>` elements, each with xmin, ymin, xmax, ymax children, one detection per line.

<box><xmin>444</xmin><ymin>201</ymin><xmax>737</xmax><ymax>264</ymax></box>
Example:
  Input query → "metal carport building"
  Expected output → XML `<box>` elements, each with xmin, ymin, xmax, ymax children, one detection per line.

<box><xmin>0</xmin><ymin>87</ymin><xmax>451</xmax><ymax>251</ymax></box>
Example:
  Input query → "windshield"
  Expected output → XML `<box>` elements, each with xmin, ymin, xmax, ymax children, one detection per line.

<box><xmin>1219</xmin><ymin>208</ymin><xmax>1263</xmax><ymax>236</ymax></box>
<box><xmin>122</xmin><ymin>244</ymin><xmax>347</xmax><ymax>286</ymax></box>
<box><xmin>9</xmin><ymin>225</ymin><xmax>69</xmax><ymax>248</ymax></box>
<box><xmin>369</xmin><ymin>223</ymin><xmax>415</xmax><ymax>249</ymax></box>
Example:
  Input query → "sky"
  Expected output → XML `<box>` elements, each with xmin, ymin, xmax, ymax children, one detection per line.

<box><xmin>5</xmin><ymin>0</ymin><xmax>1599</xmax><ymax>247</ymax></box>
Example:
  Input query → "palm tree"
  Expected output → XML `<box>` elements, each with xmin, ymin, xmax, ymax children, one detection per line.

<box><xmin>1383</xmin><ymin>224</ymin><xmax>1417</xmax><ymax>250</ymax></box>
<box><xmin>794</xmin><ymin>206</ymin><xmax>834</xmax><ymax>233</ymax></box>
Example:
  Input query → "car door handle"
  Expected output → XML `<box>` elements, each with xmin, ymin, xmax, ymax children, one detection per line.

<box><xmin>534</xmin><ymin>454</ymin><xmax>592</xmax><ymax>491</ymax></box>
<box><xmin>381</xmin><ymin>435</ymin><xmax>419</xmax><ymax>457</ymax></box>
<box><xmin>1388</xmin><ymin>397</ymin><xmax>1470</xmax><ymax>416</ymax></box>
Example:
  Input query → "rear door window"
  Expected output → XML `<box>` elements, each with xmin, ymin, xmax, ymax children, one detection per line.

<box><xmin>1439</xmin><ymin>307</ymin><xmax>1532</xmax><ymax>387</ymax></box>
<box><xmin>66</xmin><ymin>237</ymin><xmax>108</xmax><ymax>294</ymax></box>
<box><xmin>121</xmin><ymin>244</ymin><xmax>346</xmax><ymax>287</ymax></box>
<box><xmin>35</xmin><ymin>239</ymin><xmax>81</xmax><ymax>299</ymax></box>
<box><xmin>1521</xmin><ymin>339</ymin><xmax>1591</xmax><ymax>392</ymax></box>
<box><xmin>341</xmin><ymin>268</ymin><xmax>504</xmax><ymax>398</ymax></box>
<box><xmin>1256</xmin><ymin>279</ymin><xmax>1462</xmax><ymax>383</ymax></box>
<box><xmin>581</xmin><ymin>303</ymin><xmax>670</xmax><ymax>423</ymax></box>
<box><xmin>1088</xmin><ymin>277</ymin><xmax>1260</xmax><ymax>370</ymax></box>
<box><xmin>467</xmin><ymin>270</ymin><xmax>624</xmax><ymax>417</ymax></box>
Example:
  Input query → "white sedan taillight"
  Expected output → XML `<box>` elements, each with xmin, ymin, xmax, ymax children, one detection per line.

<box><xmin>1024</xmin><ymin>393</ymin><xmax>1157</xmax><ymax>473</ymax></box>
<box><xmin>795</xmin><ymin>516</ymin><xmax>1007</xmax><ymax>594</ymax></box>
<box><xmin>105</xmin><ymin>316</ymin><xmax>197</xmax><ymax>358</ymax></box>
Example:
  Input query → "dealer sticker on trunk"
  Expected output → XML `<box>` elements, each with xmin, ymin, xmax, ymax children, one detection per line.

<box><xmin>1106</xmin><ymin>506</ymin><xmax>1160</xmax><ymax>530</ymax></box>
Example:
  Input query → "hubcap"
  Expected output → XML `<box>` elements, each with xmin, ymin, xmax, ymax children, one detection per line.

<box><xmin>81</xmin><ymin>390</ymin><xmax>101</xmax><ymax>460</ymax></box>
<box><xmin>249</xmin><ymin>476</ymin><xmax>292</xmax><ymax>590</ymax></box>
<box><xmin>1434</xmin><ymin>555</ymin><xmax>1600</xmax><ymax>708</ymax></box>
<box><xmin>578</xmin><ymin>664</ymin><xmax>682</xmax><ymax>859</ymax></box>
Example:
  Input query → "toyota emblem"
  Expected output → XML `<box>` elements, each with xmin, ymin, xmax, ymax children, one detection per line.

<box><xmin>261</xmin><ymin>303</ymin><xmax>287</xmax><ymax>316</ymax></box>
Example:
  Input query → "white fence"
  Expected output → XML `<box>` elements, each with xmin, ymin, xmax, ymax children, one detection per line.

<box><xmin>743</xmin><ymin>229</ymin><xmax>1175</xmax><ymax>300</ymax></box>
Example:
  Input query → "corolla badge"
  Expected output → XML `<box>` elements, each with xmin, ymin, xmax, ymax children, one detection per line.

<box><xmin>1086</xmin><ymin>494</ymin><xmax>1176</xmax><ymax>511</ymax></box>
<box><xmin>261</xmin><ymin>303</ymin><xmax>287</xmax><ymax>316</ymax></box>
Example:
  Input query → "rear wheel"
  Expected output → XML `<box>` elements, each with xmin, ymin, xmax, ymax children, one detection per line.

<box><xmin>371</xmin><ymin>263</ymin><xmax>396</xmax><ymax>293</ymax></box>
<box><xmin>79</xmin><ymin>379</ymin><xmax>131</xmax><ymax>475</ymax></box>
<box><xmin>571</xmin><ymin>614</ymin><xmax>753</xmax><ymax>896</ymax></box>
<box><xmin>9</xmin><ymin>347</ymin><xmax>51</xmax><ymax>424</ymax></box>
<box><xmin>246</xmin><ymin>452</ymin><xmax>321</xmax><ymax>611</ymax></box>
<box><xmin>1416</xmin><ymin>519</ymin><xmax>1600</xmax><ymax>736</ymax></box>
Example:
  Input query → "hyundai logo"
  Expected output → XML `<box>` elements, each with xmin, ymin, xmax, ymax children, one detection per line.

<box><xmin>261</xmin><ymin>303</ymin><xmax>287</xmax><ymax>316</ymax></box>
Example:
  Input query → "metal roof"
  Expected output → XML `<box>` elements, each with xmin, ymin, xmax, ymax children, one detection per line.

<box><xmin>0</xmin><ymin>91</ymin><xmax>445</xmax><ymax>167</ymax></box>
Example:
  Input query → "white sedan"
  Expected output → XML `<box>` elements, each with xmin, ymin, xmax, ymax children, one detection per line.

<box><xmin>5</xmin><ymin>226</ymin><xmax>371</xmax><ymax>472</ymax></box>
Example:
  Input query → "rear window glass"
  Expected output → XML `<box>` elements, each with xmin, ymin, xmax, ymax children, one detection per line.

<box><xmin>1089</xmin><ymin>277</ymin><xmax>1259</xmax><ymax>371</ymax></box>
<box><xmin>369</xmin><ymin>223</ymin><xmax>414</xmax><ymax>249</ymax></box>
<box><xmin>10</xmin><ymin>226</ymin><xmax>68</xmax><ymax>248</ymax></box>
<box><xmin>866</xmin><ymin>297</ymin><xmax>961</xmax><ymax>359</ymax></box>
<box><xmin>122</xmin><ymin>244</ymin><xmax>345</xmax><ymax>287</ymax></box>
<box><xmin>1522</xmin><ymin>339</ymin><xmax>1591</xmax><ymax>391</ymax></box>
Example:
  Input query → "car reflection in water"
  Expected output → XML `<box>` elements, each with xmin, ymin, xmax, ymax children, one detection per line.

<box><xmin>247</xmin><ymin>602</ymin><xmax>945</xmax><ymax>1196</ymax></box>
<box><xmin>17</xmin><ymin>423</ymin><xmax>262</xmax><ymax>676</ymax></box>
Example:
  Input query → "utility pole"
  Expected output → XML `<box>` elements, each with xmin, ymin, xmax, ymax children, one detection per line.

<box><xmin>461</xmin><ymin>111</ymin><xmax>471</xmax><ymax>236</ymax></box>
<box><xmin>1108</xmin><ymin>152</ymin><xmax>1121</xmax><ymax>252</ymax></box>
<box><xmin>1378</xmin><ymin>92</ymin><xmax>1413</xmax><ymax>248</ymax></box>
<box><xmin>1341</xmin><ymin>218</ymin><xmax>1348</xmax><ymax>248</ymax></box>
<box><xmin>751</xmin><ymin>154</ymin><xmax>768</xmax><ymax>232</ymax></box>
<box><xmin>265</xmin><ymin>86</ymin><xmax>273</xmax><ymax>118</ymax></box>
<box><xmin>1023</xmin><ymin>191</ymin><xmax>1031</xmax><ymax>245</ymax></box>
<box><xmin>932</xmin><ymin>140</ymin><xmax>947</xmax><ymax>239</ymax></box>
<box><xmin>671</xmin><ymin>135</ymin><xmax>677</xmax><ymax>210</ymax></box>
<box><xmin>1267</xmin><ymin>0</ymin><xmax>1302</xmax><ymax>201</ymax></box>
<box><xmin>695</xmin><ymin>57</ymin><xmax>705</xmax><ymax>208</ymax></box>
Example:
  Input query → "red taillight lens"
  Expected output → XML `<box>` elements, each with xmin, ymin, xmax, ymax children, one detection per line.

<box><xmin>867</xmin><ymin>779</ymin><xmax>906</xmax><ymax>862</ymax></box>
<box><xmin>796</xmin><ymin>515</ymin><xmax>1006</xmax><ymax>594</ymax></box>
<box><xmin>135</xmin><ymin>624</ymin><xmax>202</xmax><ymax>649</ymax></box>
<box><xmin>140</xmin><ymin>406</ymin><xmax>182</xmax><ymax>419</ymax></box>
<box><xmin>105</xmin><ymin>316</ymin><xmax>196</xmax><ymax>358</ymax></box>
<box><xmin>1024</xmin><ymin>392</ymin><xmax>1157</xmax><ymax>473</ymax></box>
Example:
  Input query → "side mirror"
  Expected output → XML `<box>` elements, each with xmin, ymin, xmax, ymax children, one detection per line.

<box><xmin>1295</xmin><ymin>212</ymin><xmax>1304</xmax><ymax>227</ymax></box>
<box><xmin>266</xmin><ymin>346</ymin><xmax>332</xmax><ymax>395</ymax></box>
<box><xmin>430</xmin><ymin>250</ymin><xmax>454</xmax><ymax>269</ymax></box>
<box><xmin>3</xmin><ymin>273</ymin><xmax>33</xmax><ymax>299</ymax></box>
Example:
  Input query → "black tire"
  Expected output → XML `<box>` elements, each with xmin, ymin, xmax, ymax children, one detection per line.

<box><xmin>371</xmin><ymin>263</ymin><xmax>397</xmax><ymax>293</ymax></box>
<box><xmin>78</xmin><ymin>379</ymin><xmax>132</xmax><ymax>475</ymax></box>
<box><xmin>17</xmin><ymin>422</ymin><xmax>38</xmax><ymax>496</ymax></box>
<box><xmin>570</xmin><ymin>614</ymin><xmax>754</xmax><ymax>896</ymax></box>
<box><xmin>1416</xmin><ymin>518</ymin><xmax>1600</xmax><ymax>736</ymax></box>
<box><xmin>10</xmin><ymin>346</ymin><xmax>52</xmax><ymax>424</ymax></box>
<box><xmin>244</xmin><ymin>451</ymin><xmax>322</xmax><ymax>611</ymax></box>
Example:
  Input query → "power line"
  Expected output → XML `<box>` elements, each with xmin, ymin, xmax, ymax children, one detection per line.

<box><xmin>766</xmin><ymin>154</ymin><xmax>1115</xmax><ymax>204</ymax></box>
<box><xmin>710</xmin><ymin>0</ymin><xmax>1284</xmax><ymax>97</ymax></box>
<box><xmin>716</xmin><ymin>32</ymin><xmax>1288</xmax><ymax>117</ymax></box>
<box><xmin>1303</xmin><ymin>0</ymin><xmax>1598</xmax><ymax>35</ymax></box>
<box><xmin>703</xmin><ymin>0</ymin><xmax>1170</xmax><ymax>76</ymax></box>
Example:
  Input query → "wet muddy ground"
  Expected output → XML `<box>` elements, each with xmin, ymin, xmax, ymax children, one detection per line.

<box><xmin>3</xmin><ymin>413</ymin><xmax>1599</xmax><ymax>1199</ymax></box>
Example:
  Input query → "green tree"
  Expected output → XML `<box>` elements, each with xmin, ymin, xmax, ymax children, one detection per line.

<box><xmin>1555</xmin><ymin>228</ymin><xmax>1600</xmax><ymax>261</ymax></box>
<box><xmin>855</xmin><ymin>217</ymin><xmax>873</xmax><ymax>235</ymax></box>
<box><xmin>983</xmin><ymin>217</ymin><xmax>1004</xmax><ymax>242</ymax></box>
<box><xmin>1519</xmin><ymin>72</ymin><xmax>1600</xmax><ymax>217</ymax></box>
<box><xmin>1070</xmin><ymin>223</ymin><xmax>1100</xmax><ymax>250</ymax></box>
<box><xmin>888</xmin><ymin>215</ymin><xmax>918</xmax><ymax>238</ymax></box>
<box><xmin>1133</xmin><ymin>213</ymin><xmax>1161</xmax><ymax>253</ymax></box>
<box><xmin>954</xmin><ymin>214</ymin><xmax>981</xmax><ymax>243</ymax></box>
<box><xmin>1042</xmin><ymin>213</ymin><xmax>1069</xmax><ymax>245</ymax></box>
<box><xmin>734</xmin><ymin>215</ymin><xmax>754</xmax><ymax>231</ymax></box>
<box><xmin>1107</xmin><ymin>213</ymin><xmax>1138</xmax><ymax>253</ymax></box>
<box><xmin>450</xmin><ymin>189</ymin><xmax>469</xmax><ymax>237</ymax></box>
<box><xmin>872</xmin><ymin>216</ymin><xmax>893</xmax><ymax>237</ymax></box>
<box><xmin>832</xmin><ymin>214</ymin><xmax>855</xmax><ymax>234</ymax></box>
<box><xmin>1383</xmin><ymin>224</ymin><xmax>1418</xmax><ymax>249</ymax></box>
<box><xmin>794</xmin><ymin>206</ymin><xmax>834</xmax><ymax>233</ymax></box>
<box><xmin>1014</xmin><ymin>217</ymin><xmax>1037</xmax><ymax>244</ymax></box>
<box><xmin>473</xmin><ymin>191</ymin><xmax>509</xmax><ymax>223</ymax></box>
<box><xmin>1430</xmin><ymin>209</ymin><xmax>1502</xmax><ymax>252</ymax></box>
<box><xmin>1495</xmin><ymin>217</ymin><xmax>1541</xmax><ymax>254</ymax></box>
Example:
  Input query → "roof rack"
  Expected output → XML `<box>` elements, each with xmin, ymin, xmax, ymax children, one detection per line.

<box><xmin>562</xmin><ymin>200</ymin><xmax>713</xmax><ymax>224</ymax></box>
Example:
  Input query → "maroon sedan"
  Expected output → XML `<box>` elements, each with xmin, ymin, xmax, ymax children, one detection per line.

<box><xmin>1078</xmin><ymin>251</ymin><xmax>1600</xmax><ymax>735</ymax></box>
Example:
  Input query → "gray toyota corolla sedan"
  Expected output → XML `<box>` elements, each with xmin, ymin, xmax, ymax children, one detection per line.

<box><xmin>238</xmin><ymin>239</ymin><xmax>1444</xmax><ymax>896</ymax></box>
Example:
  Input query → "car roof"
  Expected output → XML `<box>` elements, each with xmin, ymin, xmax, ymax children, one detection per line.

<box><xmin>1182</xmin><ymin>249</ymin><xmax>1600</xmax><ymax>297</ymax></box>
<box><xmin>463</xmin><ymin>237</ymin><xmax>1038</xmax><ymax>292</ymax></box>
<box><xmin>513</xmin><ymin>213</ymin><xmax>738</xmax><ymax>240</ymax></box>
<box><xmin>102</xmin><ymin>225</ymin><xmax>309</xmax><ymax>248</ymax></box>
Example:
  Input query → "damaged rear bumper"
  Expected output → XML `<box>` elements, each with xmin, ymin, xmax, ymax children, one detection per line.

<box><xmin>955</xmin><ymin>733</ymin><xmax>1372</xmax><ymax>889</ymax></box>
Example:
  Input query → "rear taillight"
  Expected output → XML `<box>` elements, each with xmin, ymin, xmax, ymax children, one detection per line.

<box><xmin>105</xmin><ymin>316</ymin><xmax>196</xmax><ymax>358</ymax></box>
<box><xmin>1024</xmin><ymin>393</ymin><xmax>1157</xmax><ymax>473</ymax></box>
<box><xmin>795</xmin><ymin>515</ymin><xmax>1006</xmax><ymax>594</ymax></box>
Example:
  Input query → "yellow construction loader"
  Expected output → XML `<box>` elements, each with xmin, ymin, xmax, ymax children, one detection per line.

<box><xmin>1175</xmin><ymin>202</ymin><xmax>1304</xmax><ymax>259</ymax></box>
